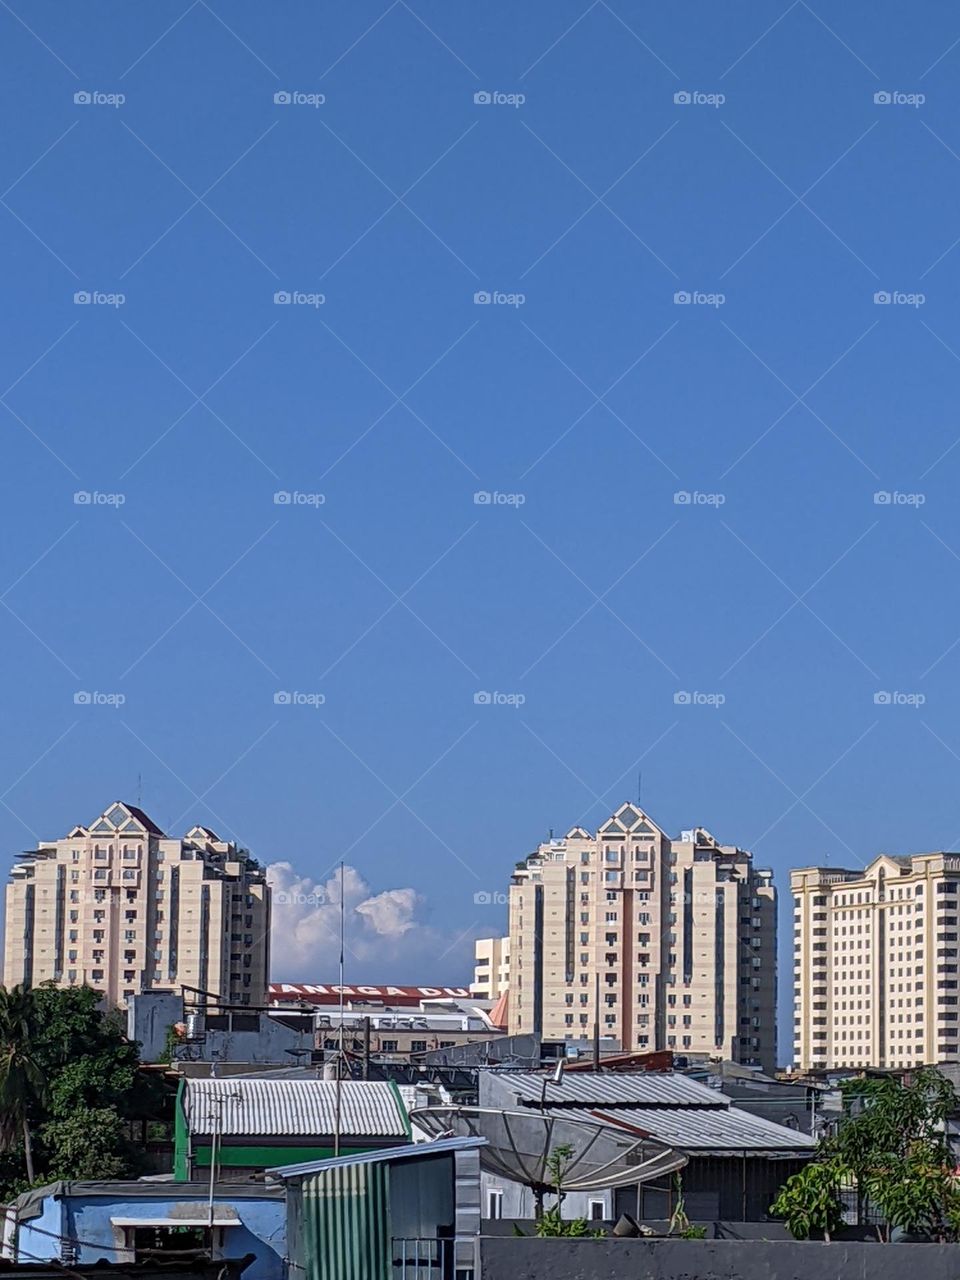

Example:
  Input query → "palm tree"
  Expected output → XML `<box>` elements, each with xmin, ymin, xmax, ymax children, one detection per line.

<box><xmin>0</xmin><ymin>985</ymin><xmax>47</xmax><ymax>1182</ymax></box>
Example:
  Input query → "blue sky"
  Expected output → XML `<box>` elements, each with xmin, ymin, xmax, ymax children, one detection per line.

<box><xmin>2</xmin><ymin>0</ymin><xmax>960</xmax><ymax>1054</ymax></box>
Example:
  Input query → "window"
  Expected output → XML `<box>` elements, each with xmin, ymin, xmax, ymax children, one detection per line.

<box><xmin>410</xmin><ymin>1040</ymin><xmax>427</xmax><ymax>1053</ymax></box>
<box><xmin>381</xmin><ymin>1040</ymin><xmax>398</xmax><ymax>1052</ymax></box>
<box><xmin>588</xmin><ymin>1200</ymin><xmax>605</xmax><ymax>1221</ymax></box>
<box><xmin>487</xmin><ymin>1190</ymin><xmax>503</xmax><ymax>1220</ymax></box>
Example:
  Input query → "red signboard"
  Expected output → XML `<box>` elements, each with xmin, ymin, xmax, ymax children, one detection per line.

<box><xmin>268</xmin><ymin>983</ymin><xmax>472</xmax><ymax>1006</ymax></box>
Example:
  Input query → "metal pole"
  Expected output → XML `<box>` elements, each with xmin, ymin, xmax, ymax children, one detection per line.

<box><xmin>363</xmin><ymin>1017</ymin><xmax>370</xmax><ymax>1080</ymax></box>
<box><xmin>207</xmin><ymin>1100</ymin><xmax>220</xmax><ymax>1256</ymax></box>
<box><xmin>335</xmin><ymin>861</ymin><xmax>345</xmax><ymax>1157</ymax></box>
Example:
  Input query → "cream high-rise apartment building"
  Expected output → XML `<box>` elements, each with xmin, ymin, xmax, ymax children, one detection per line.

<box><xmin>505</xmin><ymin>803</ymin><xmax>777</xmax><ymax>1072</ymax></box>
<box><xmin>792</xmin><ymin>854</ymin><xmax>960</xmax><ymax>1070</ymax></box>
<box><xmin>471</xmin><ymin>935</ymin><xmax>510</xmax><ymax>998</ymax></box>
<box><xmin>3</xmin><ymin>801</ymin><xmax>270</xmax><ymax>1009</ymax></box>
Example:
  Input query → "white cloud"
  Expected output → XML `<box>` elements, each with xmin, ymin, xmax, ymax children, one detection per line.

<box><xmin>266</xmin><ymin>861</ymin><xmax>474</xmax><ymax>982</ymax></box>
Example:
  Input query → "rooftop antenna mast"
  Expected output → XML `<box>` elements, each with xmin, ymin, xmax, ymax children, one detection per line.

<box><xmin>637</xmin><ymin>771</ymin><xmax>642</xmax><ymax>806</ymax></box>
<box><xmin>334</xmin><ymin>860</ymin><xmax>345</xmax><ymax>1157</ymax></box>
<box><xmin>137</xmin><ymin>773</ymin><xmax>142</xmax><ymax>807</ymax></box>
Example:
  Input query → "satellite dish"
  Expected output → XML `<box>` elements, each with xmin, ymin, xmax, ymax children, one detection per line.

<box><xmin>410</xmin><ymin>1105</ymin><xmax>685</xmax><ymax>1210</ymax></box>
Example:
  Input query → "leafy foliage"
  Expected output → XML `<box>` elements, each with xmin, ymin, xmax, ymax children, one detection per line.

<box><xmin>770</xmin><ymin>1159</ymin><xmax>845</xmax><ymax>1241</ymax></box>
<box><xmin>38</xmin><ymin>1109</ymin><xmax>130</xmax><ymax>1181</ymax></box>
<box><xmin>0</xmin><ymin>983</ymin><xmax>167</xmax><ymax>1196</ymax></box>
<box><xmin>771</xmin><ymin>1068</ymin><xmax>960</xmax><ymax>1242</ymax></box>
<box><xmin>527</xmin><ymin>1143</ymin><xmax>605</xmax><ymax>1238</ymax></box>
<box><xmin>0</xmin><ymin>985</ymin><xmax>48</xmax><ymax>1181</ymax></box>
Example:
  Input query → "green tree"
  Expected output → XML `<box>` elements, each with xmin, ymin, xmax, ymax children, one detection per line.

<box><xmin>771</xmin><ymin>1068</ymin><xmax>960</xmax><ymax>1242</ymax></box>
<box><xmin>770</xmin><ymin>1159</ymin><xmax>845</xmax><ymax>1241</ymax></box>
<box><xmin>0</xmin><ymin>983</ymin><xmax>172</xmax><ymax>1197</ymax></box>
<box><xmin>39</xmin><ymin>1109</ymin><xmax>130</xmax><ymax>1181</ymax></box>
<box><xmin>30</xmin><ymin>985</ymin><xmax>141</xmax><ymax>1116</ymax></box>
<box><xmin>0</xmin><ymin>985</ymin><xmax>48</xmax><ymax>1182</ymax></box>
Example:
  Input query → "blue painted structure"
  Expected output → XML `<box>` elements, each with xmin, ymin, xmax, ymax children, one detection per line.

<box><xmin>5</xmin><ymin>1182</ymin><xmax>285</xmax><ymax>1280</ymax></box>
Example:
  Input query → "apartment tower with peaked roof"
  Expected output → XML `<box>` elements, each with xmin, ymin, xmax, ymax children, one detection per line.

<box><xmin>506</xmin><ymin>803</ymin><xmax>777</xmax><ymax>1072</ymax></box>
<box><xmin>2</xmin><ymin>801</ymin><xmax>270</xmax><ymax>1008</ymax></box>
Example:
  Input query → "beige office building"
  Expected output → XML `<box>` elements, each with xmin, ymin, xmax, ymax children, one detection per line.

<box><xmin>506</xmin><ymin>803</ymin><xmax>777</xmax><ymax>1072</ymax></box>
<box><xmin>3</xmin><ymin>801</ymin><xmax>270</xmax><ymax>1008</ymax></box>
<box><xmin>471</xmin><ymin>935</ymin><xmax>510</xmax><ymax>999</ymax></box>
<box><xmin>792</xmin><ymin>854</ymin><xmax>960</xmax><ymax>1071</ymax></box>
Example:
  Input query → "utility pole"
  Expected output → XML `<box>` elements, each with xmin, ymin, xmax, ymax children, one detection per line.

<box><xmin>334</xmin><ymin>861</ymin><xmax>345</xmax><ymax>1157</ymax></box>
<box><xmin>206</xmin><ymin>1091</ymin><xmax>242</xmax><ymax>1257</ymax></box>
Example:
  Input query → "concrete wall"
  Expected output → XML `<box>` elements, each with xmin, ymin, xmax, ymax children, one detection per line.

<box><xmin>478</xmin><ymin>1236</ymin><xmax>960</xmax><ymax>1280</ymax></box>
<box><xmin>127</xmin><ymin>991</ymin><xmax>183</xmax><ymax>1062</ymax></box>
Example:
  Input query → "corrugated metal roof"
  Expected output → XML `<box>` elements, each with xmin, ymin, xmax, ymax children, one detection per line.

<box><xmin>500</xmin><ymin>1071</ymin><xmax>726</xmax><ymax>1108</ymax></box>
<box><xmin>269</xmin><ymin>1136</ymin><xmax>487</xmax><ymax>1179</ymax></box>
<box><xmin>183</xmin><ymin>1078</ymin><xmax>408</xmax><ymax>1137</ymax></box>
<box><xmin>588</xmin><ymin>1105</ymin><xmax>817</xmax><ymax>1154</ymax></box>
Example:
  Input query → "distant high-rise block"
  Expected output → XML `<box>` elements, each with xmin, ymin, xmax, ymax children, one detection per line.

<box><xmin>507</xmin><ymin>803</ymin><xmax>777</xmax><ymax>1072</ymax></box>
<box><xmin>3</xmin><ymin>800</ymin><xmax>270</xmax><ymax>1008</ymax></box>
<box><xmin>792</xmin><ymin>854</ymin><xmax>960</xmax><ymax>1070</ymax></box>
